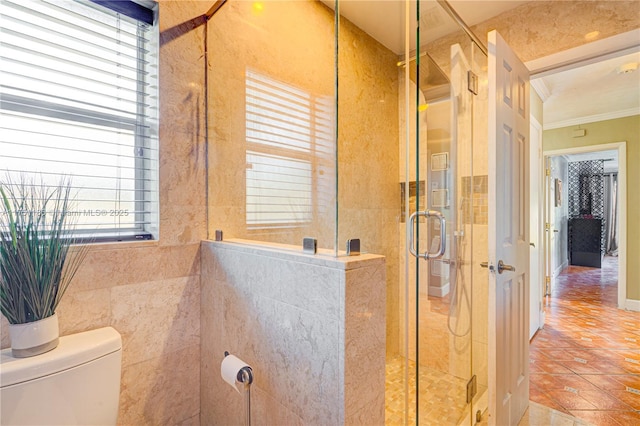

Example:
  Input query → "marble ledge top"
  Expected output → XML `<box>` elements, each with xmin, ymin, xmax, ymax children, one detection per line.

<box><xmin>201</xmin><ymin>238</ymin><xmax>385</xmax><ymax>270</ymax></box>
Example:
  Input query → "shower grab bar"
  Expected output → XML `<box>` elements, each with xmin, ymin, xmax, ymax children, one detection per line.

<box><xmin>409</xmin><ymin>210</ymin><xmax>446</xmax><ymax>260</ymax></box>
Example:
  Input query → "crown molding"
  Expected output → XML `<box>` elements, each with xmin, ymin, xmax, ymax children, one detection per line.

<box><xmin>530</xmin><ymin>78</ymin><xmax>551</xmax><ymax>102</ymax></box>
<box><xmin>543</xmin><ymin>107</ymin><xmax>640</xmax><ymax>130</ymax></box>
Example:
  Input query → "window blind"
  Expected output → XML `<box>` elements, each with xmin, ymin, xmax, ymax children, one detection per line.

<box><xmin>0</xmin><ymin>0</ymin><xmax>159</xmax><ymax>242</ymax></box>
<box><xmin>245</xmin><ymin>69</ymin><xmax>334</xmax><ymax>229</ymax></box>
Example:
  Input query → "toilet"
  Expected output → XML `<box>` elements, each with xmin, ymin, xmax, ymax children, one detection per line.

<box><xmin>0</xmin><ymin>327</ymin><xmax>122</xmax><ymax>425</ymax></box>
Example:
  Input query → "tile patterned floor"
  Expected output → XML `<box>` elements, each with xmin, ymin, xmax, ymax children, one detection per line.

<box><xmin>385</xmin><ymin>356</ymin><xmax>469</xmax><ymax>425</ymax></box>
<box><xmin>530</xmin><ymin>256</ymin><xmax>640</xmax><ymax>425</ymax></box>
<box><xmin>478</xmin><ymin>401</ymin><xmax>593</xmax><ymax>426</ymax></box>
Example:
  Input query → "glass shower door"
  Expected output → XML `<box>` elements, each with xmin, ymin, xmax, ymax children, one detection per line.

<box><xmin>407</xmin><ymin>1</ymin><xmax>486</xmax><ymax>424</ymax></box>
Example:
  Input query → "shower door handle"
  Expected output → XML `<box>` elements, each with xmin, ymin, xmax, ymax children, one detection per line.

<box><xmin>409</xmin><ymin>210</ymin><xmax>446</xmax><ymax>260</ymax></box>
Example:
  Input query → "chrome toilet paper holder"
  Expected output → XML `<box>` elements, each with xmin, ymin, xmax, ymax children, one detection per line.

<box><xmin>223</xmin><ymin>351</ymin><xmax>253</xmax><ymax>426</ymax></box>
<box><xmin>224</xmin><ymin>351</ymin><xmax>253</xmax><ymax>386</ymax></box>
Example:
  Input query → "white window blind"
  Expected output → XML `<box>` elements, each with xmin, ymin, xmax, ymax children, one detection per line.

<box><xmin>0</xmin><ymin>0</ymin><xmax>159</xmax><ymax>242</ymax></box>
<box><xmin>245</xmin><ymin>69</ymin><xmax>334</xmax><ymax>229</ymax></box>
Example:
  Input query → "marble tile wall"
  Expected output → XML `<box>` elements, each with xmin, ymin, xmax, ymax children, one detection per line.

<box><xmin>200</xmin><ymin>240</ymin><xmax>386</xmax><ymax>425</ymax></box>
<box><xmin>1</xmin><ymin>1</ymin><xmax>207</xmax><ymax>424</ymax></box>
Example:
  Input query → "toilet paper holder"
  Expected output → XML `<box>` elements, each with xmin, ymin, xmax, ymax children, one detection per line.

<box><xmin>224</xmin><ymin>351</ymin><xmax>253</xmax><ymax>386</ymax></box>
<box><xmin>223</xmin><ymin>351</ymin><xmax>253</xmax><ymax>426</ymax></box>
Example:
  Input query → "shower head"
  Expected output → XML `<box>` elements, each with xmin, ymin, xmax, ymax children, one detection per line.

<box><xmin>406</xmin><ymin>53</ymin><xmax>451</xmax><ymax>103</ymax></box>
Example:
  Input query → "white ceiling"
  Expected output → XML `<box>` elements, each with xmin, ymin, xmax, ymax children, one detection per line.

<box><xmin>321</xmin><ymin>1</ymin><xmax>527</xmax><ymax>54</ymax></box>
<box><xmin>533</xmin><ymin>51</ymin><xmax>640</xmax><ymax>129</ymax></box>
<box><xmin>323</xmin><ymin>1</ymin><xmax>640</xmax><ymax>130</ymax></box>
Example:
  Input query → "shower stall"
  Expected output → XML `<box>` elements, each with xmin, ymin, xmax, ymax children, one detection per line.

<box><xmin>206</xmin><ymin>1</ymin><xmax>489</xmax><ymax>424</ymax></box>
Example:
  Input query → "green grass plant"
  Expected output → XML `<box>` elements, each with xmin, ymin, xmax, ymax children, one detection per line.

<box><xmin>0</xmin><ymin>176</ymin><xmax>88</xmax><ymax>324</ymax></box>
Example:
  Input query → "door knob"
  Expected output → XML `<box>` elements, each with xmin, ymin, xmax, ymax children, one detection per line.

<box><xmin>497</xmin><ymin>260</ymin><xmax>515</xmax><ymax>274</ymax></box>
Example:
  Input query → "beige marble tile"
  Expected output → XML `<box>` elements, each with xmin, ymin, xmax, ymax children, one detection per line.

<box><xmin>344</xmin><ymin>262</ymin><xmax>387</xmax><ymax>426</ymax></box>
<box><xmin>159</xmin><ymin>203</ymin><xmax>207</xmax><ymax>246</ymax></box>
<box><xmin>157</xmin><ymin>0</ymin><xmax>211</xmax><ymax>32</ymax></box>
<box><xmin>176</xmin><ymin>413</ymin><xmax>200</xmax><ymax>426</ymax></box>
<box><xmin>56</xmin><ymin>287</ymin><xmax>111</xmax><ymax>337</ymax></box>
<box><xmin>119</xmin><ymin>344</ymin><xmax>200</xmax><ymax>426</ymax></box>
<box><xmin>111</xmin><ymin>275</ymin><xmax>200</xmax><ymax>367</ymax></box>
<box><xmin>71</xmin><ymin>244</ymin><xmax>200</xmax><ymax>291</ymax></box>
<box><xmin>252</xmin><ymin>387</ymin><xmax>305</xmax><ymax>426</ymax></box>
<box><xmin>0</xmin><ymin>316</ymin><xmax>10</xmax><ymax>349</ymax></box>
<box><xmin>158</xmin><ymin>59</ymin><xmax>206</xmax><ymax>140</ymax></box>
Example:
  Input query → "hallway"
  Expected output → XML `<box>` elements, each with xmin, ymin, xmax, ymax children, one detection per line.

<box><xmin>529</xmin><ymin>256</ymin><xmax>640</xmax><ymax>425</ymax></box>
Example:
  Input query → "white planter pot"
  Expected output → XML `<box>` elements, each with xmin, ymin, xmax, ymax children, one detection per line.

<box><xmin>8</xmin><ymin>313</ymin><xmax>60</xmax><ymax>358</ymax></box>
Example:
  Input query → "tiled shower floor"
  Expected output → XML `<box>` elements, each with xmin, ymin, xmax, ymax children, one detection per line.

<box><xmin>530</xmin><ymin>256</ymin><xmax>640</xmax><ymax>425</ymax></box>
<box><xmin>385</xmin><ymin>356</ymin><xmax>469</xmax><ymax>425</ymax></box>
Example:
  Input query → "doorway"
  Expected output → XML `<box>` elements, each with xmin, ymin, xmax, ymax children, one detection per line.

<box><xmin>527</xmin><ymin>30</ymin><xmax>637</xmax><ymax>336</ymax></box>
<box><xmin>542</xmin><ymin>143</ymin><xmax>626</xmax><ymax>309</ymax></box>
<box><xmin>543</xmin><ymin>147</ymin><xmax>622</xmax><ymax>301</ymax></box>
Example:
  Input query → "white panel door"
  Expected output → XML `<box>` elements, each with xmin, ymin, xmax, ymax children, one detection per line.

<box><xmin>488</xmin><ymin>30</ymin><xmax>530</xmax><ymax>426</ymax></box>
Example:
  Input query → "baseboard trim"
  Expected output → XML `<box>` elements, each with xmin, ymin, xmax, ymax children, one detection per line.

<box><xmin>553</xmin><ymin>260</ymin><xmax>568</xmax><ymax>278</ymax></box>
<box><xmin>428</xmin><ymin>283</ymin><xmax>450</xmax><ymax>297</ymax></box>
<box><xmin>625</xmin><ymin>299</ymin><xmax>640</xmax><ymax>312</ymax></box>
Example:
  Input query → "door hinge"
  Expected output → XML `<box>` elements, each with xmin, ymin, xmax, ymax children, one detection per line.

<box><xmin>545</xmin><ymin>276</ymin><xmax>551</xmax><ymax>296</ymax></box>
<box><xmin>467</xmin><ymin>70</ymin><xmax>478</xmax><ymax>95</ymax></box>
<box><xmin>545</xmin><ymin>168</ymin><xmax>551</xmax><ymax>177</ymax></box>
<box><xmin>466</xmin><ymin>375</ymin><xmax>477</xmax><ymax>403</ymax></box>
<box><xmin>545</xmin><ymin>222</ymin><xmax>550</xmax><ymax>231</ymax></box>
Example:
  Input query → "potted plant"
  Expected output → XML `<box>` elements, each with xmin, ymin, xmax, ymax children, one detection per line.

<box><xmin>0</xmin><ymin>175</ymin><xmax>88</xmax><ymax>358</ymax></box>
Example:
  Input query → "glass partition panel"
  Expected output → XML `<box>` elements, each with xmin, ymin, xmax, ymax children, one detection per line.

<box><xmin>205</xmin><ymin>1</ymin><xmax>490</xmax><ymax>423</ymax></box>
<box><xmin>333</xmin><ymin>0</ymin><xmax>411</xmax><ymax>422</ymax></box>
<box><xmin>406</xmin><ymin>1</ymin><xmax>489</xmax><ymax>424</ymax></box>
<box><xmin>207</xmin><ymin>1</ymin><xmax>337</xmax><ymax>251</ymax></box>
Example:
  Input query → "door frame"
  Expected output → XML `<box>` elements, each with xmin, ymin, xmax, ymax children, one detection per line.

<box><xmin>529</xmin><ymin>115</ymin><xmax>544</xmax><ymax>338</ymax></box>
<box><xmin>543</xmin><ymin>143</ymin><xmax>627</xmax><ymax>309</ymax></box>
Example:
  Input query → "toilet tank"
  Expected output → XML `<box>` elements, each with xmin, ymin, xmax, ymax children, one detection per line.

<box><xmin>1</xmin><ymin>327</ymin><xmax>122</xmax><ymax>425</ymax></box>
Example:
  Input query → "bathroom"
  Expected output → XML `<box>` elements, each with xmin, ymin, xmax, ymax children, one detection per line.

<box><xmin>1</xmin><ymin>0</ymin><xmax>638</xmax><ymax>425</ymax></box>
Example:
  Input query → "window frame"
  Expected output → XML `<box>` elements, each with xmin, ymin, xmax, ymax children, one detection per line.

<box><xmin>0</xmin><ymin>0</ymin><xmax>159</xmax><ymax>243</ymax></box>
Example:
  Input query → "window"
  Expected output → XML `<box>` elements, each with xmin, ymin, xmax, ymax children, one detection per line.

<box><xmin>0</xmin><ymin>0</ymin><xmax>159</xmax><ymax>242</ymax></box>
<box><xmin>245</xmin><ymin>69</ymin><xmax>333</xmax><ymax>229</ymax></box>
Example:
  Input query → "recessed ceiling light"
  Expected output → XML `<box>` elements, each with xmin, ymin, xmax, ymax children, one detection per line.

<box><xmin>617</xmin><ymin>62</ymin><xmax>639</xmax><ymax>74</ymax></box>
<box><xmin>585</xmin><ymin>31</ymin><xmax>600</xmax><ymax>40</ymax></box>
